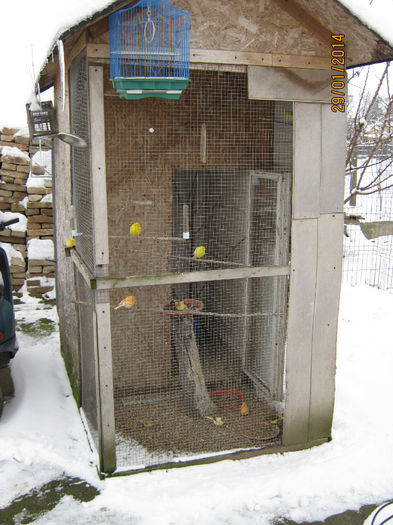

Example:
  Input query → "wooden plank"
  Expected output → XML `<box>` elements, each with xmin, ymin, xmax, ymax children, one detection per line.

<box><xmin>94</xmin><ymin>265</ymin><xmax>290</xmax><ymax>290</ymax></box>
<box><xmin>68</xmin><ymin>31</ymin><xmax>87</xmax><ymax>66</ymax></box>
<box><xmin>308</xmin><ymin>213</ymin><xmax>344</xmax><ymax>442</ymax></box>
<box><xmin>71</xmin><ymin>248</ymin><xmax>95</xmax><ymax>287</ymax></box>
<box><xmin>89</xmin><ymin>66</ymin><xmax>110</xmax><ymax>266</ymax></box>
<box><xmin>248</xmin><ymin>66</ymin><xmax>331</xmax><ymax>103</ymax></box>
<box><xmin>293</xmin><ymin>102</ymin><xmax>321</xmax><ymax>219</ymax></box>
<box><xmin>271</xmin><ymin>0</ymin><xmax>332</xmax><ymax>45</ymax></box>
<box><xmin>282</xmin><ymin>218</ymin><xmax>318</xmax><ymax>446</ymax></box>
<box><xmin>320</xmin><ymin>103</ymin><xmax>347</xmax><ymax>214</ymax></box>
<box><xmin>95</xmin><ymin>303</ymin><xmax>116</xmax><ymax>473</ymax></box>
<box><xmin>271</xmin><ymin>54</ymin><xmax>330</xmax><ymax>70</ymax></box>
<box><xmin>86</xmin><ymin>43</ymin><xmax>330</xmax><ymax>70</ymax></box>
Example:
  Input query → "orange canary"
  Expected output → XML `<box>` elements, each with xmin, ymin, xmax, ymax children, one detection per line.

<box><xmin>240</xmin><ymin>402</ymin><xmax>249</xmax><ymax>416</ymax></box>
<box><xmin>114</xmin><ymin>295</ymin><xmax>136</xmax><ymax>310</ymax></box>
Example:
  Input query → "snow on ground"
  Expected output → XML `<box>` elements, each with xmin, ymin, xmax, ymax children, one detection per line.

<box><xmin>1</xmin><ymin>283</ymin><xmax>393</xmax><ymax>524</ymax></box>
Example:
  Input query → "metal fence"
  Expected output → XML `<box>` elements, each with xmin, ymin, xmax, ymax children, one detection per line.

<box><xmin>343</xmin><ymin>153</ymin><xmax>393</xmax><ymax>291</ymax></box>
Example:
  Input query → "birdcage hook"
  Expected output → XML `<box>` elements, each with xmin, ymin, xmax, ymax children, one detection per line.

<box><xmin>144</xmin><ymin>6</ymin><xmax>156</xmax><ymax>43</ymax></box>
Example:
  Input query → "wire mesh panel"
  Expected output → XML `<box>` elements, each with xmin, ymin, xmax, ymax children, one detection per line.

<box><xmin>69</xmin><ymin>54</ymin><xmax>95</xmax><ymax>272</ymax></box>
<box><xmin>104</xmin><ymin>68</ymin><xmax>292</xmax><ymax>278</ymax></box>
<box><xmin>110</xmin><ymin>276</ymin><xmax>288</xmax><ymax>469</ymax></box>
<box><xmin>103</xmin><ymin>67</ymin><xmax>292</xmax><ymax>469</ymax></box>
<box><xmin>343</xmin><ymin>159</ymin><xmax>393</xmax><ymax>290</ymax></box>
<box><xmin>76</xmin><ymin>270</ymin><xmax>99</xmax><ymax>450</ymax></box>
<box><xmin>109</xmin><ymin>0</ymin><xmax>190</xmax><ymax>81</ymax></box>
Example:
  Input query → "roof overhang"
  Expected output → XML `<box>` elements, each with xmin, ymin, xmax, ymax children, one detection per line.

<box><xmin>39</xmin><ymin>0</ymin><xmax>393</xmax><ymax>91</ymax></box>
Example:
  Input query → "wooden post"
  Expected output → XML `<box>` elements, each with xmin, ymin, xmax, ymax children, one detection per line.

<box><xmin>95</xmin><ymin>304</ymin><xmax>116</xmax><ymax>473</ymax></box>
<box><xmin>89</xmin><ymin>65</ymin><xmax>109</xmax><ymax>266</ymax></box>
<box><xmin>171</xmin><ymin>316</ymin><xmax>218</xmax><ymax>419</ymax></box>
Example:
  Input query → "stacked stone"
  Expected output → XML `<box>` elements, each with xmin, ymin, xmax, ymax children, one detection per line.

<box><xmin>0</xmin><ymin>126</ymin><xmax>55</xmax><ymax>296</ymax></box>
<box><xmin>26</xmin><ymin>239</ymin><xmax>55</xmax><ymax>297</ymax></box>
<box><xmin>0</xmin><ymin>141</ymin><xmax>29</xmax><ymax>287</ymax></box>
<box><xmin>26</xmin><ymin>187</ymin><xmax>54</xmax><ymax>241</ymax></box>
<box><xmin>0</xmin><ymin>126</ymin><xmax>29</xmax><ymax>152</ymax></box>
<box><xmin>0</xmin><ymin>148</ymin><xmax>29</xmax><ymax>214</ymax></box>
<box><xmin>5</xmin><ymin>244</ymin><xmax>26</xmax><ymax>291</ymax></box>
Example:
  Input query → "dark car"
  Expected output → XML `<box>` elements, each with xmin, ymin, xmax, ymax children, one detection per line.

<box><xmin>0</xmin><ymin>219</ymin><xmax>19</xmax><ymax>414</ymax></box>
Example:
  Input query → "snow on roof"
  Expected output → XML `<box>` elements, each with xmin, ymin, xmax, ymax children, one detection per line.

<box><xmin>337</xmin><ymin>0</ymin><xmax>393</xmax><ymax>48</ymax></box>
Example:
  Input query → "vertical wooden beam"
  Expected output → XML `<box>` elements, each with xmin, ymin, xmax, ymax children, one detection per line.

<box><xmin>282</xmin><ymin>218</ymin><xmax>318</xmax><ymax>446</ymax></box>
<box><xmin>320</xmin><ymin>103</ymin><xmax>346</xmax><ymax>213</ymax></box>
<box><xmin>308</xmin><ymin>213</ymin><xmax>344</xmax><ymax>442</ymax></box>
<box><xmin>95</xmin><ymin>303</ymin><xmax>116</xmax><ymax>473</ymax></box>
<box><xmin>293</xmin><ymin>102</ymin><xmax>321</xmax><ymax>219</ymax></box>
<box><xmin>89</xmin><ymin>65</ymin><xmax>109</xmax><ymax>266</ymax></box>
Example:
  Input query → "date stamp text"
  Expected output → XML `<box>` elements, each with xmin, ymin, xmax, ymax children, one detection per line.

<box><xmin>331</xmin><ymin>34</ymin><xmax>345</xmax><ymax>113</ymax></box>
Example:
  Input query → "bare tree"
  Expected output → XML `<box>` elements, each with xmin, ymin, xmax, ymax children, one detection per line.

<box><xmin>345</xmin><ymin>62</ymin><xmax>393</xmax><ymax>206</ymax></box>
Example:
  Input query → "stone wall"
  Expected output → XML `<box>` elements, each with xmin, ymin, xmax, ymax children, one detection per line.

<box><xmin>0</xmin><ymin>126</ymin><xmax>55</xmax><ymax>297</ymax></box>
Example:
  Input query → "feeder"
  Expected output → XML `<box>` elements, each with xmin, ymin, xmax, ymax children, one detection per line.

<box><xmin>109</xmin><ymin>0</ymin><xmax>191</xmax><ymax>100</ymax></box>
<box><xmin>26</xmin><ymin>101</ymin><xmax>57</xmax><ymax>139</ymax></box>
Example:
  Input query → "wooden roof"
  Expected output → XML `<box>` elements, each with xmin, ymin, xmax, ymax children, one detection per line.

<box><xmin>39</xmin><ymin>0</ymin><xmax>393</xmax><ymax>90</ymax></box>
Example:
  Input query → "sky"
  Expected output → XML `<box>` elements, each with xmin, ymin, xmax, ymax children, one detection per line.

<box><xmin>0</xmin><ymin>0</ymin><xmax>392</xmax><ymax>128</ymax></box>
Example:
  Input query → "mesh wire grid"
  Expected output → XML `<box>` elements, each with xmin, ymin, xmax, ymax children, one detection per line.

<box><xmin>76</xmin><ymin>269</ymin><xmax>99</xmax><ymax>450</ymax></box>
<box><xmin>102</xmin><ymin>68</ymin><xmax>292</xmax><ymax>469</ymax></box>
<box><xmin>104</xmin><ymin>68</ymin><xmax>292</xmax><ymax>278</ymax></box>
<box><xmin>343</xmin><ymin>154</ymin><xmax>393</xmax><ymax>291</ymax></box>
<box><xmin>70</xmin><ymin>54</ymin><xmax>95</xmax><ymax>273</ymax></box>
<box><xmin>111</xmin><ymin>276</ymin><xmax>288</xmax><ymax>468</ymax></box>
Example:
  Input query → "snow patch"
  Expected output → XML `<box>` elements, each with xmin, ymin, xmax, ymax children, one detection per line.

<box><xmin>0</xmin><ymin>242</ymin><xmax>24</xmax><ymax>263</ymax></box>
<box><xmin>27</xmin><ymin>174</ymin><xmax>49</xmax><ymax>188</ymax></box>
<box><xmin>0</xmin><ymin>145</ymin><xmax>30</xmax><ymax>161</ymax></box>
<box><xmin>0</xmin><ymin>211</ymin><xmax>27</xmax><ymax>232</ymax></box>
<box><xmin>41</xmin><ymin>193</ymin><xmax>52</xmax><ymax>203</ymax></box>
<box><xmin>32</xmin><ymin>149</ymin><xmax>51</xmax><ymax>173</ymax></box>
<box><xmin>27</xmin><ymin>239</ymin><xmax>54</xmax><ymax>261</ymax></box>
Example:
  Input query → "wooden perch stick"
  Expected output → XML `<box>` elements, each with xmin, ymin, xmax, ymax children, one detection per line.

<box><xmin>128</xmin><ymin>308</ymin><xmax>283</xmax><ymax>318</ymax></box>
<box><xmin>169</xmin><ymin>254</ymin><xmax>251</xmax><ymax>268</ymax></box>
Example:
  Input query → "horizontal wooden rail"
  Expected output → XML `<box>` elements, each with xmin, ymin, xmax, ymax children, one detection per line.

<box><xmin>87</xmin><ymin>44</ymin><xmax>330</xmax><ymax>70</ymax></box>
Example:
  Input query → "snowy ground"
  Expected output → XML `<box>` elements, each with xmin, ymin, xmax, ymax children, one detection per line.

<box><xmin>1</xmin><ymin>283</ymin><xmax>393</xmax><ymax>524</ymax></box>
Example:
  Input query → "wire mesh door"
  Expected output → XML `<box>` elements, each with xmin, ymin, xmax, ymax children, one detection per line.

<box><xmin>172</xmin><ymin>170</ymin><xmax>290</xmax><ymax>400</ymax></box>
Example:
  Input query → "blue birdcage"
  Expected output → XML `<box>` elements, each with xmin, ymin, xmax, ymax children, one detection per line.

<box><xmin>109</xmin><ymin>0</ymin><xmax>191</xmax><ymax>100</ymax></box>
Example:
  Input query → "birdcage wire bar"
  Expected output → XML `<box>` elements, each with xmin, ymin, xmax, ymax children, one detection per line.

<box><xmin>109</xmin><ymin>0</ymin><xmax>190</xmax><ymax>81</ymax></box>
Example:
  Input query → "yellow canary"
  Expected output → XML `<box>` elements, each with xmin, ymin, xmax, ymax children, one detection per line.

<box><xmin>285</xmin><ymin>110</ymin><xmax>293</xmax><ymax>124</ymax></box>
<box><xmin>65</xmin><ymin>237</ymin><xmax>75</xmax><ymax>248</ymax></box>
<box><xmin>175</xmin><ymin>300</ymin><xmax>186</xmax><ymax>311</ymax></box>
<box><xmin>114</xmin><ymin>295</ymin><xmax>136</xmax><ymax>310</ymax></box>
<box><xmin>193</xmin><ymin>246</ymin><xmax>206</xmax><ymax>258</ymax></box>
<box><xmin>240</xmin><ymin>402</ymin><xmax>249</xmax><ymax>416</ymax></box>
<box><xmin>130</xmin><ymin>222</ymin><xmax>141</xmax><ymax>236</ymax></box>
